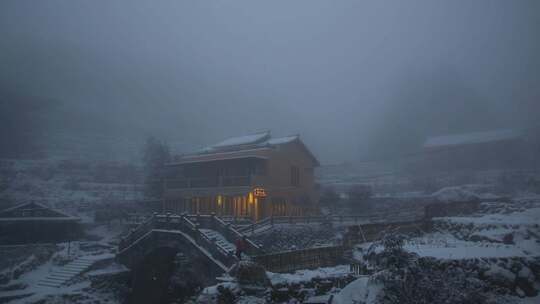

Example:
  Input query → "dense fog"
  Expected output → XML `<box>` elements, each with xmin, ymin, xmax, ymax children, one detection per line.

<box><xmin>1</xmin><ymin>0</ymin><xmax>539</xmax><ymax>162</ymax></box>
<box><xmin>2</xmin><ymin>2</ymin><xmax>540</xmax><ymax>304</ymax></box>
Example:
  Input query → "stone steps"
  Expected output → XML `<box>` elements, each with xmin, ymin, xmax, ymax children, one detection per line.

<box><xmin>37</xmin><ymin>256</ymin><xmax>99</xmax><ymax>288</ymax></box>
<box><xmin>199</xmin><ymin>229</ymin><xmax>236</xmax><ymax>253</ymax></box>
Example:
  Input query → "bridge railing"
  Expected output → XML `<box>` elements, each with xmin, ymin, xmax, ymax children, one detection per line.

<box><xmin>179</xmin><ymin>214</ymin><xmax>263</xmax><ymax>255</ymax></box>
<box><xmin>119</xmin><ymin>214</ymin><xmax>157</xmax><ymax>251</ymax></box>
<box><xmin>153</xmin><ymin>214</ymin><xmax>238</xmax><ymax>267</ymax></box>
<box><xmin>210</xmin><ymin>214</ymin><xmax>264</xmax><ymax>255</ymax></box>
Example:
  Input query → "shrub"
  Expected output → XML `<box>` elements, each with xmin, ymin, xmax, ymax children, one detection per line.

<box><xmin>366</xmin><ymin>234</ymin><xmax>489</xmax><ymax>304</ymax></box>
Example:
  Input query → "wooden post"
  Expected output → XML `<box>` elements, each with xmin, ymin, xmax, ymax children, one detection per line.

<box><xmin>210</xmin><ymin>212</ymin><xmax>216</xmax><ymax>230</ymax></box>
<box><xmin>166</xmin><ymin>212</ymin><xmax>171</xmax><ymax>229</ymax></box>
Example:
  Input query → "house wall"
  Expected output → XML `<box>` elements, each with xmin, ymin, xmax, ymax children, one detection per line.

<box><xmin>0</xmin><ymin>221</ymin><xmax>82</xmax><ymax>245</ymax></box>
<box><xmin>267</xmin><ymin>142</ymin><xmax>319</xmax><ymax>200</ymax></box>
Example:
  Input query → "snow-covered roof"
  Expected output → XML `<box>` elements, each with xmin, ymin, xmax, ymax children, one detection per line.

<box><xmin>211</xmin><ymin>131</ymin><xmax>271</xmax><ymax>148</ymax></box>
<box><xmin>266</xmin><ymin>135</ymin><xmax>298</xmax><ymax>145</ymax></box>
<box><xmin>0</xmin><ymin>202</ymin><xmax>80</xmax><ymax>221</ymax></box>
<box><xmin>424</xmin><ymin>129</ymin><xmax>521</xmax><ymax>148</ymax></box>
<box><xmin>198</xmin><ymin>132</ymin><xmax>300</xmax><ymax>154</ymax></box>
<box><xmin>171</xmin><ymin>132</ymin><xmax>319</xmax><ymax>166</ymax></box>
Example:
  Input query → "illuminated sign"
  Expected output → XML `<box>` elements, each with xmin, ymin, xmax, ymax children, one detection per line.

<box><xmin>253</xmin><ymin>187</ymin><xmax>267</xmax><ymax>198</ymax></box>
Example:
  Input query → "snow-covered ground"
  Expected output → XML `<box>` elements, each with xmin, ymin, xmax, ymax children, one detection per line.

<box><xmin>3</xmin><ymin>158</ymin><xmax>540</xmax><ymax>303</ymax></box>
<box><xmin>0</xmin><ymin>240</ymin><xmax>119</xmax><ymax>303</ymax></box>
<box><xmin>0</xmin><ymin>219</ymin><xmax>126</xmax><ymax>304</ymax></box>
<box><xmin>352</xmin><ymin>194</ymin><xmax>540</xmax><ymax>261</ymax></box>
<box><xmin>405</xmin><ymin>232</ymin><xmax>538</xmax><ymax>259</ymax></box>
<box><xmin>251</xmin><ymin>224</ymin><xmax>343</xmax><ymax>252</ymax></box>
<box><xmin>267</xmin><ymin>265</ymin><xmax>351</xmax><ymax>285</ymax></box>
<box><xmin>332</xmin><ymin>276</ymin><xmax>382</xmax><ymax>304</ymax></box>
<box><xmin>0</xmin><ymin>159</ymin><xmax>143</xmax><ymax>221</ymax></box>
<box><xmin>438</xmin><ymin>205</ymin><xmax>540</xmax><ymax>226</ymax></box>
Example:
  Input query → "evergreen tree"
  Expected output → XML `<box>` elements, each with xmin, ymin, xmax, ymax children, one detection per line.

<box><xmin>142</xmin><ymin>136</ymin><xmax>171</xmax><ymax>199</ymax></box>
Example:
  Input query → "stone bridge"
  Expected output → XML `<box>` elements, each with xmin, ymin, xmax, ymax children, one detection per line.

<box><xmin>117</xmin><ymin>213</ymin><xmax>263</xmax><ymax>274</ymax></box>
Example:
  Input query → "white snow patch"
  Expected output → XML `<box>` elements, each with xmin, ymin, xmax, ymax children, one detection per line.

<box><xmin>266</xmin><ymin>135</ymin><xmax>298</xmax><ymax>145</ymax></box>
<box><xmin>432</xmin><ymin>186</ymin><xmax>480</xmax><ymax>203</ymax></box>
<box><xmin>211</xmin><ymin>132</ymin><xmax>270</xmax><ymax>148</ymax></box>
<box><xmin>333</xmin><ymin>276</ymin><xmax>382</xmax><ymax>304</ymax></box>
<box><xmin>267</xmin><ymin>265</ymin><xmax>350</xmax><ymax>285</ymax></box>
<box><xmin>439</xmin><ymin>207</ymin><xmax>540</xmax><ymax>225</ymax></box>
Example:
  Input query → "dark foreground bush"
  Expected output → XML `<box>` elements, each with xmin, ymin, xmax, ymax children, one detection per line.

<box><xmin>366</xmin><ymin>235</ymin><xmax>489</xmax><ymax>304</ymax></box>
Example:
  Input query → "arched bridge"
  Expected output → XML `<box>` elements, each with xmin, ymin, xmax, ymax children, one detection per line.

<box><xmin>117</xmin><ymin>214</ymin><xmax>264</xmax><ymax>274</ymax></box>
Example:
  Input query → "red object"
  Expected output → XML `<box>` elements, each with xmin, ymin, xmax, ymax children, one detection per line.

<box><xmin>235</xmin><ymin>239</ymin><xmax>246</xmax><ymax>251</ymax></box>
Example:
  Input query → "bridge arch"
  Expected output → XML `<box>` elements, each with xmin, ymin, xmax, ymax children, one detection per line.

<box><xmin>127</xmin><ymin>246</ymin><xmax>179</xmax><ymax>304</ymax></box>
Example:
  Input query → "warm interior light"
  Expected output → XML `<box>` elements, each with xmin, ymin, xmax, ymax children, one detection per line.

<box><xmin>217</xmin><ymin>195</ymin><xmax>222</xmax><ymax>206</ymax></box>
<box><xmin>248</xmin><ymin>192</ymin><xmax>254</xmax><ymax>204</ymax></box>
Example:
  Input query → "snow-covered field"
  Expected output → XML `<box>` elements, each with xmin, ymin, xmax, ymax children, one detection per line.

<box><xmin>267</xmin><ymin>265</ymin><xmax>351</xmax><ymax>285</ymax></box>
<box><xmin>352</xmin><ymin>194</ymin><xmax>540</xmax><ymax>260</ymax></box>
<box><xmin>0</xmin><ymin>225</ymin><xmax>126</xmax><ymax>304</ymax></box>
<box><xmin>0</xmin><ymin>159</ymin><xmax>143</xmax><ymax>221</ymax></box>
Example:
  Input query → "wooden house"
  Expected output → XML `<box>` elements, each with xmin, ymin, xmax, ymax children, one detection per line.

<box><xmin>163</xmin><ymin>131</ymin><xmax>320</xmax><ymax>221</ymax></box>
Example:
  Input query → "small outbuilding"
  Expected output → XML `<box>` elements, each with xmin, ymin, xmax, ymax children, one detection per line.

<box><xmin>0</xmin><ymin>202</ymin><xmax>82</xmax><ymax>245</ymax></box>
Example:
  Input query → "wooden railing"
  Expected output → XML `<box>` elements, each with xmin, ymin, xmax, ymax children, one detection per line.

<box><xmin>237</xmin><ymin>210</ymin><xmax>423</xmax><ymax>234</ymax></box>
<box><xmin>165</xmin><ymin>175</ymin><xmax>257</xmax><ymax>189</ymax></box>
<box><xmin>252</xmin><ymin>245</ymin><xmax>345</xmax><ymax>273</ymax></box>
<box><xmin>161</xmin><ymin>215</ymin><xmax>238</xmax><ymax>266</ymax></box>
<box><xmin>182</xmin><ymin>214</ymin><xmax>263</xmax><ymax>255</ymax></box>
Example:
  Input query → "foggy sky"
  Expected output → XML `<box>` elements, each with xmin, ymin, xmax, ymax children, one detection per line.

<box><xmin>1</xmin><ymin>0</ymin><xmax>539</xmax><ymax>163</ymax></box>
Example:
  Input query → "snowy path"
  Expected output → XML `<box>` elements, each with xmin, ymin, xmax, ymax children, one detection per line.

<box><xmin>0</xmin><ymin>253</ymin><xmax>114</xmax><ymax>302</ymax></box>
<box><xmin>37</xmin><ymin>253</ymin><xmax>113</xmax><ymax>288</ymax></box>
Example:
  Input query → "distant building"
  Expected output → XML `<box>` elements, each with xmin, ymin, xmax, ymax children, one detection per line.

<box><xmin>0</xmin><ymin>202</ymin><xmax>81</xmax><ymax>245</ymax></box>
<box><xmin>420</xmin><ymin>128</ymin><xmax>539</xmax><ymax>171</ymax></box>
<box><xmin>163</xmin><ymin>131</ymin><xmax>320</xmax><ymax>221</ymax></box>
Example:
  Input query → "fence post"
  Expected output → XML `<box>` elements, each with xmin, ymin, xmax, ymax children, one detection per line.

<box><xmin>210</xmin><ymin>212</ymin><xmax>216</xmax><ymax>230</ymax></box>
<box><xmin>166</xmin><ymin>212</ymin><xmax>171</xmax><ymax>229</ymax></box>
<box><xmin>179</xmin><ymin>213</ymin><xmax>185</xmax><ymax>231</ymax></box>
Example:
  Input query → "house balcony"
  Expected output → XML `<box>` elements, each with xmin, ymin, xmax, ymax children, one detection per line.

<box><xmin>165</xmin><ymin>175</ymin><xmax>265</xmax><ymax>190</ymax></box>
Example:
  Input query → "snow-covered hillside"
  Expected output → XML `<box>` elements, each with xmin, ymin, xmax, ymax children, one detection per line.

<box><xmin>0</xmin><ymin>159</ymin><xmax>143</xmax><ymax>220</ymax></box>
